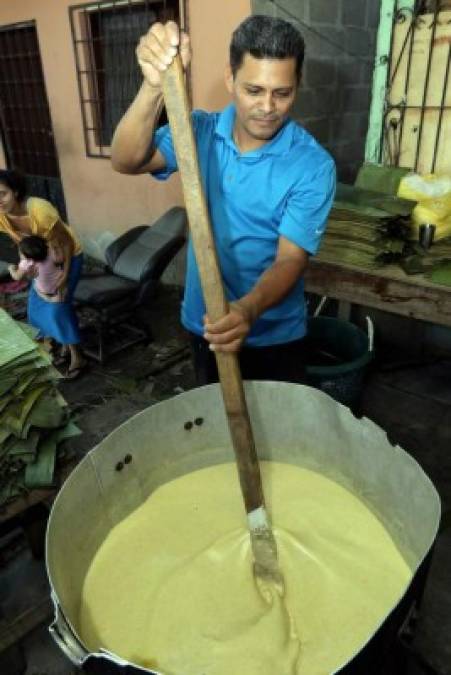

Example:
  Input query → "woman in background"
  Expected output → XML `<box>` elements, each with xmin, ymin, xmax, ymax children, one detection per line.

<box><xmin>0</xmin><ymin>169</ymin><xmax>86</xmax><ymax>379</ymax></box>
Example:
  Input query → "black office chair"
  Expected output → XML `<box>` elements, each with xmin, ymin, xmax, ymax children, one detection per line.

<box><xmin>74</xmin><ymin>206</ymin><xmax>187</xmax><ymax>363</ymax></box>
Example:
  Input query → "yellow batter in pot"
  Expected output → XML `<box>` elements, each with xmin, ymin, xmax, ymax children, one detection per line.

<box><xmin>80</xmin><ymin>462</ymin><xmax>412</xmax><ymax>674</ymax></box>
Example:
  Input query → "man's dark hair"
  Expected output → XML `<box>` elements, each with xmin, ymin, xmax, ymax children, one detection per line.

<box><xmin>0</xmin><ymin>169</ymin><xmax>27</xmax><ymax>202</ymax></box>
<box><xmin>230</xmin><ymin>15</ymin><xmax>305</xmax><ymax>81</ymax></box>
<box><xmin>19</xmin><ymin>235</ymin><xmax>48</xmax><ymax>262</ymax></box>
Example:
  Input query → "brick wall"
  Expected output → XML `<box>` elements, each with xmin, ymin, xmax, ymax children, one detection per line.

<box><xmin>251</xmin><ymin>0</ymin><xmax>382</xmax><ymax>182</ymax></box>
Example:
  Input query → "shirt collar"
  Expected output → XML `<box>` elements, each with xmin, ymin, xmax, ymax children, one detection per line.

<box><xmin>214</xmin><ymin>103</ymin><xmax>295</xmax><ymax>157</ymax></box>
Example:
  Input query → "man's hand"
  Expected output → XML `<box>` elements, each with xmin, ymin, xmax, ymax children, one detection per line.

<box><xmin>203</xmin><ymin>237</ymin><xmax>309</xmax><ymax>354</ymax></box>
<box><xmin>136</xmin><ymin>21</ymin><xmax>191</xmax><ymax>89</ymax></box>
<box><xmin>203</xmin><ymin>300</ymin><xmax>256</xmax><ymax>353</ymax></box>
<box><xmin>112</xmin><ymin>20</ymin><xmax>189</xmax><ymax>173</ymax></box>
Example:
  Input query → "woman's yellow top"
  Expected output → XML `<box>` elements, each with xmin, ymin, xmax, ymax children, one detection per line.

<box><xmin>0</xmin><ymin>197</ymin><xmax>82</xmax><ymax>255</ymax></box>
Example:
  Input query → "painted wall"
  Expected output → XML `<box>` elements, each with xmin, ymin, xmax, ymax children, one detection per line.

<box><xmin>0</xmin><ymin>0</ymin><xmax>250</xmax><ymax>255</ymax></box>
<box><xmin>189</xmin><ymin>0</ymin><xmax>250</xmax><ymax>110</ymax></box>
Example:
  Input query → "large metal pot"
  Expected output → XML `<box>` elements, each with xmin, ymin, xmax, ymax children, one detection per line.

<box><xmin>46</xmin><ymin>382</ymin><xmax>440</xmax><ymax>674</ymax></box>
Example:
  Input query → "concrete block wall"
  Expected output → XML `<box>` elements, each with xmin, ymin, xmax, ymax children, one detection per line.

<box><xmin>252</xmin><ymin>0</ymin><xmax>382</xmax><ymax>183</ymax></box>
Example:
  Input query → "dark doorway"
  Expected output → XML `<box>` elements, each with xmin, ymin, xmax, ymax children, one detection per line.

<box><xmin>0</xmin><ymin>21</ymin><xmax>67</xmax><ymax>219</ymax></box>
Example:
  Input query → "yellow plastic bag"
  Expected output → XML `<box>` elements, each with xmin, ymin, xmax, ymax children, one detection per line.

<box><xmin>398</xmin><ymin>173</ymin><xmax>451</xmax><ymax>240</ymax></box>
<box><xmin>398</xmin><ymin>173</ymin><xmax>451</xmax><ymax>201</ymax></box>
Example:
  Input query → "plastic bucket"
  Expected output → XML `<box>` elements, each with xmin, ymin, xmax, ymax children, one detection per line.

<box><xmin>305</xmin><ymin>316</ymin><xmax>373</xmax><ymax>408</ymax></box>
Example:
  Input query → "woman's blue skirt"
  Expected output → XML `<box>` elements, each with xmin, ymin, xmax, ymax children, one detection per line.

<box><xmin>28</xmin><ymin>253</ymin><xmax>83</xmax><ymax>345</ymax></box>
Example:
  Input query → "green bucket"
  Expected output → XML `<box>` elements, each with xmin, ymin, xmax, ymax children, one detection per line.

<box><xmin>305</xmin><ymin>316</ymin><xmax>374</xmax><ymax>408</ymax></box>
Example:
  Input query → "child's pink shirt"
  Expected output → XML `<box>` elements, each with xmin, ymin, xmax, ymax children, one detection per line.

<box><xmin>18</xmin><ymin>253</ymin><xmax>62</xmax><ymax>295</ymax></box>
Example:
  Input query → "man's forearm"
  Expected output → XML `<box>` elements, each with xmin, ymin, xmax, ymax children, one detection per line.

<box><xmin>237</xmin><ymin>255</ymin><xmax>309</xmax><ymax>323</ymax></box>
<box><xmin>203</xmin><ymin>254</ymin><xmax>309</xmax><ymax>353</ymax></box>
<box><xmin>111</xmin><ymin>81</ymin><xmax>164</xmax><ymax>173</ymax></box>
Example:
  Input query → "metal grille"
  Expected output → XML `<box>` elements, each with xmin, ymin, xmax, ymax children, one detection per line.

<box><xmin>69</xmin><ymin>0</ymin><xmax>186</xmax><ymax>158</ymax></box>
<box><xmin>0</xmin><ymin>21</ymin><xmax>67</xmax><ymax>219</ymax></box>
<box><xmin>382</xmin><ymin>0</ymin><xmax>451</xmax><ymax>173</ymax></box>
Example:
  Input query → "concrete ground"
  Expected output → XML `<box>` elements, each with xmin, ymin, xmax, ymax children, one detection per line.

<box><xmin>0</xmin><ymin>284</ymin><xmax>450</xmax><ymax>675</ymax></box>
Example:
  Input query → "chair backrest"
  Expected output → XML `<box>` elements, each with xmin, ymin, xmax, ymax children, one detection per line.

<box><xmin>105</xmin><ymin>207</ymin><xmax>187</xmax><ymax>285</ymax></box>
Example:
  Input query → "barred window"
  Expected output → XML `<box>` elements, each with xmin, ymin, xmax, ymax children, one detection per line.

<box><xmin>69</xmin><ymin>0</ymin><xmax>186</xmax><ymax>158</ymax></box>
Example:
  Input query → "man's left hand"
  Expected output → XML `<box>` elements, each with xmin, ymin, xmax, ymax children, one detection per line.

<box><xmin>203</xmin><ymin>300</ymin><xmax>255</xmax><ymax>353</ymax></box>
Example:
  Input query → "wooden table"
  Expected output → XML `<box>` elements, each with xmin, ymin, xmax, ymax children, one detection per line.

<box><xmin>304</xmin><ymin>259</ymin><xmax>451</xmax><ymax>327</ymax></box>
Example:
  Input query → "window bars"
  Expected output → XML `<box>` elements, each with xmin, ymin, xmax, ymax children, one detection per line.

<box><xmin>382</xmin><ymin>0</ymin><xmax>451</xmax><ymax>173</ymax></box>
<box><xmin>69</xmin><ymin>0</ymin><xmax>185</xmax><ymax>158</ymax></box>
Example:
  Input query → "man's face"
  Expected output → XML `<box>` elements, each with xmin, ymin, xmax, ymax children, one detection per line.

<box><xmin>225</xmin><ymin>53</ymin><xmax>299</xmax><ymax>151</ymax></box>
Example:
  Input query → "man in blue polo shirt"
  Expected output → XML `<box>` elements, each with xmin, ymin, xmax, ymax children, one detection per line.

<box><xmin>112</xmin><ymin>15</ymin><xmax>336</xmax><ymax>384</ymax></box>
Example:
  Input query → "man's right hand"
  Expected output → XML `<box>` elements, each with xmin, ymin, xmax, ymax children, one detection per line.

<box><xmin>136</xmin><ymin>21</ymin><xmax>191</xmax><ymax>89</ymax></box>
<box><xmin>112</xmin><ymin>20</ymin><xmax>190</xmax><ymax>174</ymax></box>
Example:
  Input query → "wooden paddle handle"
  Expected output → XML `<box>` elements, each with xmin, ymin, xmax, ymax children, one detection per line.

<box><xmin>162</xmin><ymin>56</ymin><xmax>264</xmax><ymax>514</ymax></box>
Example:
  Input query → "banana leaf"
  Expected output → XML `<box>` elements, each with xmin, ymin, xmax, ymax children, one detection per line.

<box><xmin>335</xmin><ymin>182</ymin><xmax>416</xmax><ymax>218</ymax></box>
<box><xmin>427</xmin><ymin>263</ymin><xmax>451</xmax><ymax>287</ymax></box>
<box><xmin>0</xmin><ymin>384</ymin><xmax>48</xmax><ymax>436</ymax></box>
<box><xmin>0</xmin><ymin>309</ymin><xmax>36</xmax><ymax>367</ymax></box>
<box><xmin>24</xmin><ymin>422</ymin><xmax>81</xmax><ymax>488</ymax></box>
<box><xmin>0</xmin><ymin>310</ymin><xmax>80</xmax><ymax>505</ymax></box>
<box><xmin>25</xmin><ymin>392</ymin><xmax>67</xmax><ymax>430</ymax></box>
<box><xmin>0</xmin><ymin>428</ymin><xmax>11</xmax><ymax>445</ymax></box>
<box><xmin>16</xmin><ymin>321</ymin><xmax>39</xmax><ymax>340</ymax></box>
<box><xmin>12</xmin><ymin>371</ymin><xmax>40</xmax><ymax>396</ymax></box>
<box><xmin>354</xmin><ymin>163</ymin><xmax>411</xmax><ymax>196</ymax></box>
<box><xmin>33</xmin><ymin>365</ymin><xmax>62</xmax><ymax>383</ymax></box>
<box><xmin>0</xmin><ymin>476</ymin><xmax>25</xmax><ymax>504</ymax></box>
<box><xmin>0</xmin><ymin>352</ymin><xmax>43</xmax><ymax>376</ymax></box>
<box><xmin>1</xmin><ymin>358</ymin><xmax>50</xmax><ymax>380</ymax></box>
<box><xmin>0</xmin><ymin>395</ymin><xmax>13</xmax><ymax>414</ymax></box>
<box><xmin>24</xmin><ymin>434</ymin><xmax>57</xmax><ymax>488</ymax></box>
<box><xmin>0</xmin><ymin>377</ymin><xmax>17</xmax><ymax>397</ymax></box>
<box><xmin>6</xmin><ymin>429</ymin><xmax>40</xmax><ymax>459</ymax></box>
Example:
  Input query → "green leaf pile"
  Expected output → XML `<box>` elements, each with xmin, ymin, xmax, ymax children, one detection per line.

<box><xmin>0</xmin><ymin>309</ymin><xmax>80</xmax><ymax>505</ymax></box>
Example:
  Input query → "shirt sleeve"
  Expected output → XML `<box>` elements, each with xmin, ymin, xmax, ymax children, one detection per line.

<box><xmin>28</xmin><ymin>198</ymin><xmax>60</xmax><ymax>239</ymax></box>
<box><xmin>151</xmin><ymin>110</ymin><xmax>207</xmax><ymax>181</ymax></box>
<box><xmin>279</xmin><ymin>158</ymin><xmax>336</xmax><ymax>256</ymax></box>
<box><xmin>151</xmin><ymin>122</ymin><xmax>178</xmax><ymax>181</ymax></box>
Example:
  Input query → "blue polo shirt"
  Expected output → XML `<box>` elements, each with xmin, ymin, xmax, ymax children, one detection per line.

<box><xmin>153</xmin><ymin>104</ymin><xmax>335</xmax><ymax>346</ymax></box>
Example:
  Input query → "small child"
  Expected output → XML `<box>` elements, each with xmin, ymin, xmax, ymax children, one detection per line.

<box><xmin>8</xmin><ymin>235</ymin><xmax>65</xmax><ymax>303</ymax></box>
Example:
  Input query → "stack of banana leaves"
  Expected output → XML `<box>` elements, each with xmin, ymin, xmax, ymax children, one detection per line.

<box><xmin>0</xmin><ymin>308</ymin><xmax>80</xmax><ymax>507</ymax></box>
<box><xmin>318</xmin><ymin>183</ymin><xmax>416</xmax><ymax>269</ymax></box>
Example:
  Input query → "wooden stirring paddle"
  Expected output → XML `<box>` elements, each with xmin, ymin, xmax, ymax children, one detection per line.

<box><xmin>162</xmin><ymin>56</ymin><xmax>284</xmax><ymax>594</ymax></box>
